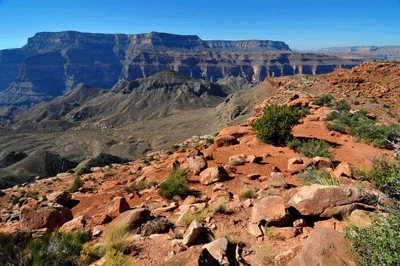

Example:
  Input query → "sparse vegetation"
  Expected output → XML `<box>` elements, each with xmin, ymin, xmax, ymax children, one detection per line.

<box><xmin>77</xmin><ymin>166</ymin><xmax>91</xmax><ymax>176</ymax></box>
<box><xmin>102</xmin><ymin>222</ymin><xmax>134</xmax><ymax>266</ymax></box>
<box><xmin>124</xmin><ymin>180</ymin><xmax>159</xmax><ymax>193</ymax></box>
<box><xmin>166</xmin><ymin>150</ymin><xmax>173</xmax><ymax>155</ymax></box>
<box><xmin>171</xmin><ymin>144</ymin><xmax>180</xmax><ymax>150</ymax></box>
<box><xmin>158</xmin><ymin>168</ymin><xmax>190</xmax><ymax>199</ymax></box>
<box><xmin>0</xmin><ymin>190</ymin><xmax>6</xmax><ymax>197</ymax></box>
<box><xmin>297</xmin><ymin>167</ymin><xmax>338</xmax><ymax>186</ymax></box>
<box><xmin>326</xmin><ymin>108</ymin><xmax>400</xmax><ymax>148</ymax></box>
<box><xmin>66</xmin><ymin>176</ymin><xmax>84</xmax><ymax>193</ymax></box>
<box><xmin>263</xmin><ymin>225</ymin><xmax>279</xmax><ymax>240</ymax></box>
<box><xmin>78</xmin><ymin>243</ymin><xmax>103</xmax><ymax>266</ymax></box>
<box><xmin>313</xmin><ymin>94</ymin><xmax>334</xmax><ymax>107</ymax></box>
<box><xmin>238</xmin><ymin>186</ymin><xmax>256</xmax><ymax>201</ymax></box>
<box><xmin>258</xmin><ymin>244</ymin><xmax>275</xmax><ymax>265</ymax></box>
<box><xmin>104</xmin><ymin>172</ymin><xmax>115</xmax><ymax>178</ymax></box>
<box><xmin>229</xmin><ymin>158</ymin><xmax>243</xmax><ymax>166</ymax></box>
<box><xmin>251</xmin><ymin>104</ymin><xmax>303</xmax><ymax>144</ymax></box>
<box><xmin>287</xmin><ymin>138</ymin><xmax>333</xmax><ymax>159</ymax></box>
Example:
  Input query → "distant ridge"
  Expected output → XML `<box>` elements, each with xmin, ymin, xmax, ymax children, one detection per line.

<box><xmin>317</xmin><ymin>45</ymin><xmax>400</xmax><ymax>60</ymax></box>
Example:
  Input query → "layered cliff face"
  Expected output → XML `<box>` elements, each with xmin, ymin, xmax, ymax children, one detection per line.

<box><xmin>0</xmin><ymin>31</ymin><xmax>371</xmax><ymax>107</ymax></box>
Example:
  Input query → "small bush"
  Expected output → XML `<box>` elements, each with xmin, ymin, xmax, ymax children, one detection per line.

<box><xmin>297</xmin><ymin>167</ymin><xmax>338</xmax><ymax>186</ymax></box>
<box><xmin>264</xmin><ymin>225</ymin><xmax>279</xmax><ymax>240</ymax></box>
<box><xmin>79</xmin><ymin>243</ymin><xmax>103</xmax><ymax>266</ymax></box>
<box><xmin>67</xmin><ymin>169</ymin><xmax>75</xmax><ymax>174</ymax></box>
<box><xmin>158</xmin><ymin>168</ymin><xmax>190</xmax><ymax>199</ymax></box>
<box><xmin>211</xmin><ymin>224</ymin><xmax>239</xmax><ymax>244</ymax></box>
<box><xmin>77</xmin><ymin>166</ymin><xmax>91</xmax><ymax>176</ymax></box>
<box><xmin>205</xmin><ymin>137</ymin><xmax>214</xmax><ymax>145</ymax></box>
<box><xmin>26</xmin><ymin>229</ymin><xmax>92</xmax><ymax>266</ymax></box>
<box><xmin>238</xmin><ymin>186</ymin><xmax>256</xmax><ymax>201</ymax></box>
<box><xmin>166</xmin><ymin>150</ymin><xmax>173</xmax><ymax>155</ymax></box>
<box><xmin>251</xmin><ymin>104</ymin><xmax>302</xmax><ymax>144</ymax></box>
<box><xmin>335</xmin><ymin>99</ymin><xmax>351</xmax><ymax>112</ymax></box>
<box><xmin>313</xmin><ymin>94</ymin><xmax>334</xmax><ymax>106</ymax></box>
<box><xmin>104</xmin><ymin>248</ymin><xmax>134</xmax><ymax>266</ymax></box>
<box><xmin>66</xmin><ymin>176</ymin><xmax>84</xmax><ymax>193</ymax></box>
<box><xmin>102</xmin><ymin>222</ymin><xmax>129</xmax><ymax>253</ymax></box>
<box><xmin>171</xmin><ymin>144</ymin><xmax>180</xmax><ymax>150</ymax></box>
<box><xmin>288</xmin><ymin>138</ymin><xmax>333</xmax><ymax>159</ymax></box>
<box><xmin>0</xmin><ymin>190</ymin><xmax>5</xmax><ymax>197</ymax></box>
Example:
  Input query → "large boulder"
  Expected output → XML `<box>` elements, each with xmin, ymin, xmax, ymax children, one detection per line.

<box><xmin>214</xmin><ymin>136</ymin><xmax>239</xmax><ymax>147</ymax></box>
<box><xmin>20</xmin><ymin>203</ymin><xmax>73</xmax><ymax>232</ymax></box>
<box><xmin>106</xmin><ymin>208</ymin><xmax>150</xmax><ymax>231</ymax></box>
<box><xmin>199</xmin><ymin>166</ymin><xmax>229</xmax><ymax>185</ymax></box>
<box><xmin>251</xmin><ymin>196</ymin><xmax>287</xmax><ymax>226</ymax></box>
<box><xmin>105</xmin><ymin>197</ymin><xmax>130</xmax><ymax>218</ymax></box>
<box><xmin>288</xmin><ymin>229</ymin><xmax>357</xmax><ymax>266</ymax></box>
<box><xmin>284</xmin><ymin>184</ymin><xmax>368</xmax><ymax>217</ymax></box>
<box><xmin>202</xmin><ymin>237</ymin><xmax>229</xmax><ymax>265</ymax></box>
<box><xmin>187</xmin><ymin>156</ymin><xmax>208</xmax><ymax>174</ymax></box>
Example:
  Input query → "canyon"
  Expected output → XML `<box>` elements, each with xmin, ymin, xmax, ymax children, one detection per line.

<box><xmin>0</xmin><ymin>31</ymin><xmax>373</xmax><ymax>108</ymax></box>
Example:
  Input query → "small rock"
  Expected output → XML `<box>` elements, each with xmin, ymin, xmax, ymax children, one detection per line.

<box><xmin>214</xmin><ymin>135</ymin><xmax>239</xmax><ymax>147</ymax></box>
<box><xmin>293</xmin><ymin>219</ymin><xmax>307</xmax><ymax>228</ymax></box>
<box><xmin>105</xmin><ymin>197</ymin><xmax>130</xmax><ymax>218</ymax></box>
<box><xmin>199</xmin><ymin>166</ymin><xmax>229</xmax><ymax>185</ymax></box>
<box><xmin>265</xmin><ymin>172</ymin><xmax>288</xmax><ymax>188</ymax></box>
<box><xmin>247</xmin><ymin>155</ymin><xmax>263</xmax><ymax>164</ymax></box>
<box><xmin>229</xmin><ymin>154</ymin><xmax>247</xmax><ymax>165</ymax></box>
<box><xmin>247</xmin><ymin>174</ymin><xmax>260</xmax><ymax>180</ymax></box>
<box><xmin>92</xmin><ymin>225</ymin><xmax>105</xmax><ymax>237</ymax></box>
<box><xmin>202</xmin><ymin>237</ymin><xmax>229</xmax><ymax>265</ymax></box>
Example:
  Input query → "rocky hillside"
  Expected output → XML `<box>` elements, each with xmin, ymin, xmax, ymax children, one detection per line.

<box><xmin>318</xmin><ymin>45</ymin><xmax>400</xmax><ymax>60</ymax></box>
<box><xmin>0</xmin><ymin>31</ymin><xmax>373</xmax><ymax>107</ymax></box>
<box><xmin>0</xmin><ymin>83</ymin><xmax>398</xmax><ymax>265</ymax></box>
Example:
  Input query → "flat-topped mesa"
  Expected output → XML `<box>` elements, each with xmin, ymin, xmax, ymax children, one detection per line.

<box><xmin>22</xmin><ymin>31</ymin><xmax>291</xmax><ymax>53</ymax></box>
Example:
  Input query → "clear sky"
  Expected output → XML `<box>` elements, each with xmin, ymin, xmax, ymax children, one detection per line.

<box><xmin>0</xmin><ymin>0</ymin><xmax>399</xmax><ymax>50</ymax></box>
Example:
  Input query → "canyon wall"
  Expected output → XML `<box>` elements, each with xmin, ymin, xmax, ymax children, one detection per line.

<box><xmin>0</xmin><ymin>31</ymin><xmax>371</xmax><ymax>107</ymax></box>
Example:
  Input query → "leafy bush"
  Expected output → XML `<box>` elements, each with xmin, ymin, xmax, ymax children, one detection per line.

<box><xmin>345</xmin><ymin>209</ymin><xmax>400</xmax><ymax>266</ymax></box>
<box><xmin>353</xmin><ymin>157</ymin><xmax>400</xmax><ymax>198</ymax></box>
<box><xmin>251</xmin><ymin>104</ymin><xmax>302</xmax><ymax>144</ymax></box>
<box><xmin>66</xmin><ymin>176</ymin><xmax>84</xmax><ymax>193</ymax></box>
<box><xmin>166</xmin><ymin>150</ymin><xmax>173</xmax><ymax>155</ymax></box>
<box><xmin>158</xmin><ymin>168</ymin><xmax>190</xmax><ymax>199</ymax></box>
<box><xmin>26</xmin><ymin>229</ymin><xmax>91</xmax><ymax>266</ymax></box>
<box><xmin>345</xmin><ymin>158</ymin><xmax>400</xmax><ymax>265</ymax></box>
<box><xmin>288</xmin><ymin>138</ymin><xmax>333</xmax><ymax>159</ymax></box>
<box><xmin>104</xmin><ymin>248</ymin><xmax>134</xmax><ymax>266</ymax></box>
<box><xmin>313</xmin><ymin>94</ymin><xmax>334</xmax><ymax>106</ymax></box>
<box><xmin>297</xmin><ymin>167</ymin><xmax>338</xmax><ymax>186</ymax></box>
<box><xmin>171</xmin><ymin>144</ymin><xmax>180</xmax><ymax>150</ymax></box>
<box><xmin>104</xmin><ymin>172</ymin><xmax>115</xmax><ymax>178</ymax></box>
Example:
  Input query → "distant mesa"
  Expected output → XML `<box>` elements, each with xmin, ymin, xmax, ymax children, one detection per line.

<box><xmin>0</xmin><ymin>31</ymin><xmax>373</xmax><ymax>108</ymax></box>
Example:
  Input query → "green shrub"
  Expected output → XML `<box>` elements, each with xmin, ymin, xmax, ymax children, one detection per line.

<box><xmin>345</xmin><ymin>209</ymin><xmax>400</xmax><ymax>266</ymax></box>
<box><xmin>67</xmin><ymin>169</ymin><xmax>75</xmax><ymax>174</ymax></box>
<box><xmin>325</xmin><ymin>122</ymin><xmax>346</xmax><ymax>133</ymax></box>
<box><xmin>297</xmin><ymin>167</ymin><xmax>338</xmax><ymax>186</ymax></box>
<box><xmin>166</xmin><ymin>150</ymin><xmax>173</xmax><ymax>155</ymax></box>
<box><xmin>313</xmin><ymin>94</ymin><xmax>334</xmax><ymax>106</ymax></box>
<box><xmin>251</xmin><ymin>104</ymin><xmax>302</xmax><ymax>144</ymax></box>
<box><xmin>158</xmin><ymin>168</ymin><xmax>190</xmax><ymax>199</ymax></box>
<box><xmin>326</xmin><ymin>108</ymin><xmax>400</xmax><ymax>148</ymax></box>
<box><xmin>0</xmin><ymin>190</ymin><xmax>5</xmax><ymax>197</ymax></box>
<box><xmin>171</xmin><ymin>144</ymin><xmax>180</xmax><ymax>150</ymax></box>
<box><xmin>335</xmin><ymin>99</ymin><xmax>351</xmax><ymax>112</ymax></box>
<box><xmin>26</xmin><ymin>229</ymin><xmax>91</xmax><ymax>266</ymax></box>
<box><xmin>205</xmin><ymin>137</ymin><xmax>214</xmax><ymax>145</ymax></box>
<box><xmin>77</xmin><ymin>166</ymin><xmax>91</xmax><ymax>176</ymax></box>
<box><xmin>66</xmin><ymin>176</ymin><xmax>84</xmax><ymax>193</ymax></box>
<box><xmin>288</xmin><ymin>138</ymin><xmax>333</xmax><ymax>159</ymax></box>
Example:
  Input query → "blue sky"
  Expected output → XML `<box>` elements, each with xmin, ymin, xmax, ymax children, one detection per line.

<box><xmin>0</xmin><ymin>0</ymin><xmax>399</xmax><ymax>50</ymax></box>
